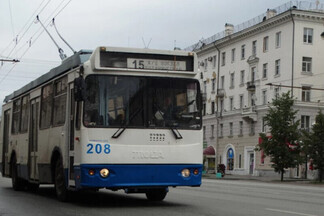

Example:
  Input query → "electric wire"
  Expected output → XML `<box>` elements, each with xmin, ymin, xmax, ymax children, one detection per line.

<box><xmin>0</xmin><ymin>0</ymin><xmax>50</xmax><ymax>57</ymax></box>
<box><xmin>8</xmin><ymin>0</ymin><xmax>15</xmax><ymax>38</ymax></box>
<box><xmin>0</xmin><ymin>0</ymin><xmax>73</xmax><ymax>87</ymax></box>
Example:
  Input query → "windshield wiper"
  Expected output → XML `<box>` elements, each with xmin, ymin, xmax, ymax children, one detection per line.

<box><xmin>170</xmin><ymin>127</ymin><xmax>182</xmax><ymax>139</ymax></box>
<box><xmin>112</xmin><ymin>107</ymin><xmax>143</xmax><ymax>139</ymax></box>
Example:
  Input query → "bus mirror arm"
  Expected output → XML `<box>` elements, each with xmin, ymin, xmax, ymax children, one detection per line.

<box><xmin>74</xmin><ymin>77</ymin><xmax>86</xmax><ymax>102</ymax></box>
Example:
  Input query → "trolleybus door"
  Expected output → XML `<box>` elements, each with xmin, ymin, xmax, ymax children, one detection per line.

<box><xmin>68</xmin><ymin>83</ymin><xmax>75</xmax><ymax>184</ymax></box>
<box><xmin>29</xmin><ymin>98</ymin><xmax>39</xmax><ymax>180</ymax></box>
<box><xmin>2</xmin><ymin>109</ymin><xmax>10</xmax><ymax>176</ymax></box>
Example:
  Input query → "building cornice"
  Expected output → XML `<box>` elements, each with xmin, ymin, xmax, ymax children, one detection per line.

<box><xmin>195</xmin><ymin>9</ymin><xmax>324</xmax><ymax>55</ymax></box>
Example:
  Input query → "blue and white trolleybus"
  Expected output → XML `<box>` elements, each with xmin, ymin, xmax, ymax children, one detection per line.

<box><xmin>0</xmin><ymin>46</ymin><xmax>203</xmax><ymax>201</ymax></box>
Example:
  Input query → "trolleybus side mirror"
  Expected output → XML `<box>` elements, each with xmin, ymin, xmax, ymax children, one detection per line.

<box><xmin>74</xmin><ymin>77</ymin><xmax>86</xmax><ymax>102</ymax></box>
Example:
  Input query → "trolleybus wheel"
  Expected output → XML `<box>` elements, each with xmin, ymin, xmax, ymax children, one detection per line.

<box><xmin>11</xmin><ymin>157</ymin><xmax>26</xmax><ymax>191</ymax></box>
<box><xmin>145</xmin><ymin>188</ymin><xmax>168</xmax><ymax>201</ymax></box>
<box><xmin>54</xmin><ymin>159</ymin><xmax>69</xmax><ymax>202</ymax></box>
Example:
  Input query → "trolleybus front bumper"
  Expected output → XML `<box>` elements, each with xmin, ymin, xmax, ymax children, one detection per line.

<box><xmin>74</xmin><ymin>164</ymin><xmax>202</xmax><ymax>190</ymax></box>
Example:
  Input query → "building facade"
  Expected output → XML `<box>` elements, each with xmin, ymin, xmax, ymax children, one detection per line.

<box><xmin>188</xmin><ymin>1</ymin><xmax>324</xmax><ymax>177</ymax></box>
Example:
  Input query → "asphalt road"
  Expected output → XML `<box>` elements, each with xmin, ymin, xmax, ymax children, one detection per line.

<box><xmin>0</xmin><ymin>176</ymin><xmax>323</xmax><ymax>216</ymax></box>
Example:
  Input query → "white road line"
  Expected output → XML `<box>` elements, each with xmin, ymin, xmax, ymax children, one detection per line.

<box><xmin>265</xmin><ymin>208</ymin><xmax>318</xmax><ymax>216</ymax></box>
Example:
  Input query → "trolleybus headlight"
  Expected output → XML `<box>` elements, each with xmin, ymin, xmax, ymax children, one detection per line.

<box><xmin>88</xmin><ymin>169</ymin><xmax>95</xmax><ymax>176</ymax></box>
<box><xmin>100</xmin><ymin>168</ymin><xmax>110</xmax><ymax>178</ymax></box>
<box><xmin>181</xmin><ymin>169</ymin><xmax>190</xmax><ymax>178</ymax></box>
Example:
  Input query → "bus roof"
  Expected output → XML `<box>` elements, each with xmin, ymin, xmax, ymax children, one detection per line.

<box><xmin>3</xmin><ymin>49</ymin><xmax>92</xmax><ymax>103</ymax></box>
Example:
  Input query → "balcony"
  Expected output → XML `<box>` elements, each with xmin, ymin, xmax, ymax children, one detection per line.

<box><xmin>242</xmin><ymin>106</ymin><xmax>257</xmax><ymax>121</ymax></box>
<box><xmin>217</xmin><ymin>89</ymin><xmax>225</xmax><ymax>98</ymax></box>
<box><xmin>246</xmin><ymin>81</ymin><xmax>256</xmax><ymax>91</ymax></box>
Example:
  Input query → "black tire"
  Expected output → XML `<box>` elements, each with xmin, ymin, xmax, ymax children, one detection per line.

<box><xmin>54</xmin><ymin>159</ymin><xmax>69</xmax><ymax>202</ymax></box>
<box><xmin>145</xmin><ymin>188</ymin><xmax>168</xmax><ymax>201</ymax></box>
<box><xmin>11</xmin><ymin>157</ymin><xmax>26</xmax><ymax>191</ymax></box>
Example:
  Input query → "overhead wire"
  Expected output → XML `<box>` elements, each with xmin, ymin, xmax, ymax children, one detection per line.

<box><xmin>0</xmin><ymin>0</ymin><xmax>51</xmax><ymax>71</ymax></box>
<box><xmin>0</xmin><ymin>0</ymin><xmax>73</xmax><ymax>86</ymax></box>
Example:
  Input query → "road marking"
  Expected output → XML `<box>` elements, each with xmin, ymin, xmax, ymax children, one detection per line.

<box><xmin>265</xmin><ymin>208</ymin><xmax>318</xmax><ymax>216</ymax></box>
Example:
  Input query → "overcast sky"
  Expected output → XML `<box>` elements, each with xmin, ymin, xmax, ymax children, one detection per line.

<box><xmin>0</xmin><ymin>0</ymin><xmax>305</xmax><ymax>102</ymax></box>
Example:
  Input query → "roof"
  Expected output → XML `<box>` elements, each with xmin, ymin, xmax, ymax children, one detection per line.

<box><xmin>4</xmin><ymin>49</ymin><xmax>93</xmax><ymax>103</ymax></box>
<box><xmin>185</xmin><ymin>1</ymin><xmax>324</xmax><ymax>51</ymax></box>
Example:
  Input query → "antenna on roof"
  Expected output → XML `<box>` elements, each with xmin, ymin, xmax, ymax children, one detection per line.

<box><xmin>35</xmin><ymin>15</ymin><xmax>67</xmax><ymax>60</ymax></box>
<box><xmin>51</xmin><ymin>18</ymin><xmax>76</xmax><ymax>54</ymax></box>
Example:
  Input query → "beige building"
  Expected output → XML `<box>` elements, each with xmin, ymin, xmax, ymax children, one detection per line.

<box><xmin>187</xmin><ymin>1</ymin><xmax>324</xmax><ymax>177</ymax></box>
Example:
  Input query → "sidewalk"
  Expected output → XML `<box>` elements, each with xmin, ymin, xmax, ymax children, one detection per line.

<box><xmin>202</xmin><ymin>173</ymin><xmax>323</xmax><ymax>185</ymax></box>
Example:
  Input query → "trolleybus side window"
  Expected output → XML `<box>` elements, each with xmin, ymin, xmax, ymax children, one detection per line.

<box><xmin>53</xmin><ymin>76</ymin><xmax>67</xmax><ymax>126</ymax></box>
<box><xmin>20</xmin><ymin>95</ymin><xmax>30</xmax><ymax>133</ymax></box>
<box><xmin>40</xmin><ymin>83</ymin><xmax>53</xmax><ymax>129</ymax></box>
<box><xmin>11</xmin><ymin>99</ymin><xmax>21</xmax><ymax>134</ymax></box>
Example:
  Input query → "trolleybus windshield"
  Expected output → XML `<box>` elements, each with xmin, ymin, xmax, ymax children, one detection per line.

<box><xmin>83</xmin><ymin>75</ymin><xmax>201</xmax><ymax>130</ymax></box>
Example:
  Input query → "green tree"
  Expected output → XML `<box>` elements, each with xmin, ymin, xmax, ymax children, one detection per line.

<box><xmin>303</xmin><ymin>111</ymin><xmax>324</xmax><ymax>182</ymax></box>
<box><xmin>256</xmin><ymin>92</ymin><xmax>301</xmax><ymax>181</ymax></box>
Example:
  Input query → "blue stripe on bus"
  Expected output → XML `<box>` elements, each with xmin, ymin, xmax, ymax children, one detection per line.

<box><xmin>74</xmin><ymin>164</ymin><xmax>202</xmax><ymax>189</ymax></box>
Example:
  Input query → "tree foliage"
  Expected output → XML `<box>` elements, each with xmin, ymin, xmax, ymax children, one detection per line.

<box><xmin>256</xmin><ymin>92</ymin><xmax>301</xmax><ymax>181</ymax></box>
<box><xmin>302</xmin><ymin>110</ymin><xmax>324</xmax><ymax>182</ymax></box>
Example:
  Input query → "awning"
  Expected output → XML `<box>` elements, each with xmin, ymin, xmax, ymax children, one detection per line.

<box><xmin>203</xmin><ymin>146</ymin><xmax>215</xmax><ymax>155</ymax></box>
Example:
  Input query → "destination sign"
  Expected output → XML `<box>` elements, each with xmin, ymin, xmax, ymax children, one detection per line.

<box><xmin>127</xmin><ymin>58</ymin><xmax>187</xmax><ymax>71</ymax></box>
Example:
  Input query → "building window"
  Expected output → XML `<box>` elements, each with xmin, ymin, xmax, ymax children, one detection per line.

<box><xmin>239</xmin><ymin>95</ymin><xmax>244</xmax><ymax>109</ymax></box>
<box><xmin>241</xmin><ymin>44</ymin><xmax>245</xmax><ymax>59</ymax></box>
<box><xmin>231</xmin><ymin>48</ymin><xmax>235</xmax><ymax>63</ymax></box>
<box><xmin>230</xmin><ymin>72</ymin><xmax>235</xmax><ymax>88</ymax></box>
<box><xmin>213</xmin><ymin>55</ymin><xmax>217</xmax><ymax>68</ymax></box>
<box><xmin>275</xmin><ymin>31</ymin><xmax>281</xmax><ymax>48</ymax></box>
<box><xmin>262</xmin><ymin>117</ymin><xmax>267</xmax><ymax>133</ymax></box>
<box><xmin>262</xmin><ymin>90</ymin><xmax>267</xmax><ymax>105</ymax></box>
<box><xmin>229</xmin><ymin>97</ymin><xmax>234</xmax><ymax>111</ymax></box>
<box><xmin>227</xmin><ymin>148</ymin><xmax>234</xmax><ymax>170</ymax></box>
<box><xmin>252</xmin><ymin>40</ymin><xmax>257</xmax><ymax>56</ymax></box>
<box><xmin>274</xmin><ymin>87</ymin><xmax>280</xmax><ymax>99</ymax></box>
<box><xmin>250</xmin><ymin>121</ymin><xmax>255</xmax><ymax>135</ymax></box>
<box><xmin>203</xmin><ymin>81</ymin><xmax>207</xmax><ymax>93</ymax></box>
<box><xmin>262</xmin><ymin>63</ymin><xmax>268</xmax><ymax>79</ymax></box>
<box><xmin>221</xmin><ymin>52</ymin><xmax>226</xmax><ymax>66</ymax></box>
<box><xmin>302</xmin><ymin>57</ymin><xmax>312</xmax><ymax>73</ymax></box>
<box><xmin>220</xmin><ymin>99</ymin><xmax>224</xmax><ymax>112</ymax></box>
<box><xmin>263</xmin><ymin>36</ymin><xmax>269</xmax><ymax>52</ymax></box>
<box><xmin>204</xmin><ymin>59</ymin><xmax>208</xmax><ymax>71</ymax></box>
<box><xmin>301</xmin><ymin>115</ymin><xmax>310</xmax><ymax>131</ymax></box>
<box><xmin>211</xmin><ymin>101</ymin><xmax>215</xmax><ymax>114</ymax></box>
<box><xmin>220</xmin><ymin>76</ymin><xmax>225</xmax><ymax>89</ymax></box>
<box><xmin>239</xmin><ymin>154</ymin><xmax>242</xmax><ymax>168</ymax></box>
<box><xmin>203</xmin><ymin>103</ymin><xmax>206</xmax><ymax>116</ymax></box>
<box><xmin>302</xmin><ymin>86</ymin><xmax>311</xmax><ymax>102</ymax></box>
<box><xmin>275</xmin><ymin>59</ymin><xmax>280</xmax><ymax>76</ymax></box>
<box><xmin>220</xmin><ymin>124</ymin><xmax>223</xmax><ymax>137</ymax></box>
<box><xmin>211</xmin><ymin>125</ymin><xmax>215</xmax><ymax>138</ymax></box>
<box><xmin>240</xmin><ymin>70</ymin><xmax>245</xmax><ymax>85</ymax></box>
<box><xmin>229</xmin><ymin>122</ymin><xmax>233</xmax><ymax>136</ymax></box>
<box><xmin>239</xmin><ymin>121</ymin><xmax>243</xmax><ymax>135</ymax></box>
<box><xmin>251</xmin><ymin>67</ymin><xmax>256</xmax><ymax>82</ymax></box>
<box><xmin>212</xmin><ymin>78</ymin><xmax>216</xmax><ymax>92</ymax></box>
<box><xmin>303</xmin><ymin>28</ymin><xmax>313</xmax><ymax>44</ymax></box>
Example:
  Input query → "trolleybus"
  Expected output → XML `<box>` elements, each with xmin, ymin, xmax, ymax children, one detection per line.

<box><xmin>0</xmin><ymin>46</ymin><xmax>202</xmax><ymax>201</ymax></box>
